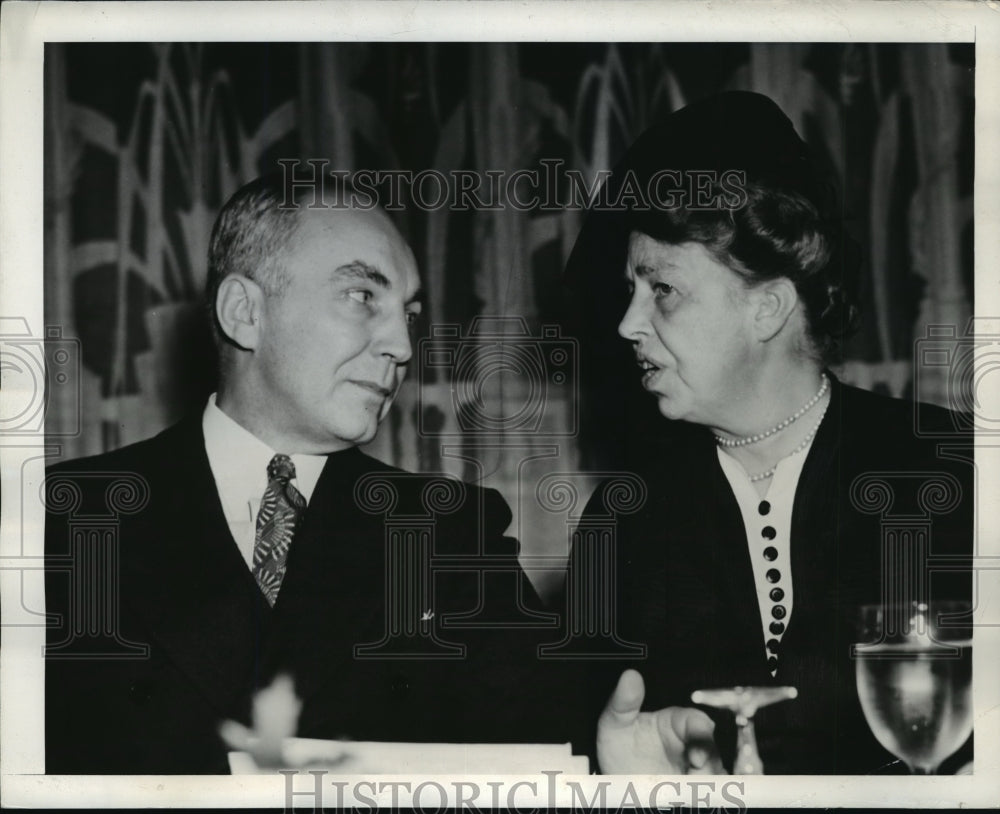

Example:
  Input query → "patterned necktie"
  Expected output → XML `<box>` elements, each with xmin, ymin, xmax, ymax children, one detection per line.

<box><xmin>253</xmin><ymin>454</ymin><xmax>306</xmax><ymax>606</ymax></box>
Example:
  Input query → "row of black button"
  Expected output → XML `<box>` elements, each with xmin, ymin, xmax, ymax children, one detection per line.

<box><xmin>759</xmin><ymin>500</ymin><xmax>785</xmax><ymax>671</ymax></box>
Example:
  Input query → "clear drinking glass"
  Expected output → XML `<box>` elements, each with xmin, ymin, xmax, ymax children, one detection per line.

<box><xmin>854</xmin><ymin>601</ymin><xmax>973</xmax><ymax>774</ymax></box>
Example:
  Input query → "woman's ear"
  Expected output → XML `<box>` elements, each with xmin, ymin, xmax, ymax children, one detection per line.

<box><xmin>216</xmin><ymin>274</ymin><xmax>264</xmax><ymax>350</ymax></box>
<box><xmin>752</xmin><ymin>277</ymin><xmax>800</xmax><ymax>343</ymax></box>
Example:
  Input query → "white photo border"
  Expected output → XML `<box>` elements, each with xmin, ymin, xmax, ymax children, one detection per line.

<box><xmin>1</xmin><ymin>0</ymin><xmax>998</xmax><ymax>808</ymax></box>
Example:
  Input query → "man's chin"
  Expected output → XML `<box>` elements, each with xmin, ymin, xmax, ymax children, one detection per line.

<box><xmin>340</xmin><ymin>421</ymin><xmax>380</xmax><ymax>448</ymax></box>
<box><xmin>335</xmin><ymin>396</ymin><xmax>395</xmax><ymax>442</ymax></box>
<box><xmin>377</xmin><ymin>396</ymin><xmax>398</xmax><ymax>423</ymax></box>
<box><xmin>311</xmin><ymin>413</ymin><xmax>382</xmax><ymax>451</ymax></box>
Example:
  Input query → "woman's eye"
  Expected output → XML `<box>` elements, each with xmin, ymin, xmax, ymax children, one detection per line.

<box><xmin>653</xmin><ymin>282</ymin><xmax>675</xmax><ymax>298</ymax></box>
<box><xmin>406</xmin><ymin>310</ymin><xmax>421</xmax><ymax>325</ymax></box>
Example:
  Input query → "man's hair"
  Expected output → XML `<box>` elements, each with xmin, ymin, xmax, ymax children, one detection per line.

<box><xmin>205</xmin><ymin>172</ymin><xmax>366</xmax><ymax>345</ymax></box>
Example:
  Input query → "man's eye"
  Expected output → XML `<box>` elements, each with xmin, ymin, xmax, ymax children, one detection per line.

<box><xmin>653</xmin><ymin>282</ymin><xmax>675</xmax><ymax>297</ymax></box>
<box><xmin>347</xmin><ymin>289</ymin><xmax>374</xmax><ymax>305</ymax></box>
<box><xmin>405</xmin><ymin>310</ymin><xmax>422</xmax><ymax>326</ymax></box>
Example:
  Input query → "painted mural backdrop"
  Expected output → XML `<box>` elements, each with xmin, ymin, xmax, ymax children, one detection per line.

<box><xmin>44</xmin><ymin>43</ymin><xmax>974</xmax><ymax>589</ymax></box>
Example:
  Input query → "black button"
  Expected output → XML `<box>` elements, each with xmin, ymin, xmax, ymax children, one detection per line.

<box><xmin>770</xmin><ymin>621</ymin><xmax>785</xmax><ymax>635</ymax></box>
<box><xmin>758</xmin><ymin>500</ymin><xmax>771</xmax><ymax>516</ymax></box>
<box><xmin>766</xmin><ymin>638</ymin><xmax>780</xmax><ymax>653</ymax></box>
<box><xmin>766</xmin><ymin>568</ymin><xmax>781</xmax><ymax>583</ymax></box>
<box><xmin>772</xmin><ymin>604</ymin><xmax>787</xmax><ymax>619</ymax></box>
<box><xmin>762</xmin><ymin>526</ymin><xmax>777</xmax><ymax>540</ymax></box>
<box><xmin>763</xmin><ymin>546</ymin><xmax>778</xmax><ymax>561</ymax></box>
<box><xmin>767</xmin><ymin>656</ymin><xmax>778</xmax><ymax>670</ymax></box>
<box><xmin>770</xmin><ymin>587</ymin><xmax>784</xmax><ymax>602</ymax></box>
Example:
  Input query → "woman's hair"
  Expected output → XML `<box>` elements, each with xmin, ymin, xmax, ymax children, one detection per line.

<box><xmin>627</xmin><ymin>176</ymin><xmax>861</xmax><ymax>365</ymax></box>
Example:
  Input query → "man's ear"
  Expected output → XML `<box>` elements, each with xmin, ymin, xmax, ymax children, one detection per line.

<box><xmin>216</xmin><ymin>274</ymin><xmax>264</xmax><ymax>350</ymax></box>
<box><xmin>752</xmin><ymin>277</ymin><xmax>800</xmax><ymax>343</ymax></box>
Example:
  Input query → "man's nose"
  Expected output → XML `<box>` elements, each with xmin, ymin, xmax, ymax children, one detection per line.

<box><xmin>378</xmin><ymin>311</ymin><xmax>413</xmax><ymax>364</ymax></box>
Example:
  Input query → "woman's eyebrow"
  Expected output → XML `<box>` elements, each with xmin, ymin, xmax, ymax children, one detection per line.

<box><xmin>333</xmin><ymin>261</ymin><xmax>391</xmax><ymax>289</ymax></box>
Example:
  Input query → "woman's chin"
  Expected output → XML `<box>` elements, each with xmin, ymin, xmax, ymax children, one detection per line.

<box><xmin>654</xmin><ymin>394</ymin><xmax>689</xmax><ymax>422</ymax></box>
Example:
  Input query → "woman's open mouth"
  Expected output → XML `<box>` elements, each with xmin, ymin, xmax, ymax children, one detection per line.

<box><xmin>636</xmin><ymin>356</ymin><xmax>660</xmax><ymax>387</ymax></box>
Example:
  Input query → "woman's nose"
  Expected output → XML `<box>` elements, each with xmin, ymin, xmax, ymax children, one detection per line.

<box><xmin>617</xmin><ymin>294</ymin><xmax>648</xmax><ymax>341</ymax></box>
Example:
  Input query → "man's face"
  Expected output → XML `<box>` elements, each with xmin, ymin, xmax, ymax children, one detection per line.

<box><xmin>250</xmin><ymin>207</ymin><xmax>422</xmax><ymax>453</ymax></box>
<box><xmin>618</xmin><ymin>232</ymin><xmax>756</xmax><ymax>429</ymax></box>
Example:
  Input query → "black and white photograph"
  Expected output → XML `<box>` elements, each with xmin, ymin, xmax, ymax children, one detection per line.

<box><xmin>1</xmin><ymin>1</ymin><xmax>998</xmax><ymax>809</ymax></box>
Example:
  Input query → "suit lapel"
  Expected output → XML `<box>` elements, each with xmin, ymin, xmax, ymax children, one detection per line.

<box><xmin>121</xmin><ymin>417</ymin><xmax>272</xmax><ymax>718</ymax></box>
<box><xmin>265</xmin><ymin>448</ymin><xmax>391</xmax><ymax>704</ymax></box>
<box><xmin>703</xmin><ymin>444</ymin><xmax>775</xmax><ymax>680</ymax></box>
<box><xmin>786</xmin><ymin>377</ymin><xmax>842</xmax><ymax>645</ymax></box>
<box><xmin>647</xmin><ymin>437</ymin><xmax>769</xmax><ymax>687</ymax></box>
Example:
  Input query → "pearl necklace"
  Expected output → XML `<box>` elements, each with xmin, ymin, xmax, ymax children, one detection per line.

<box><xmin>715</xmin><ymin>374</ymin><xmax>829</xmax><ymax>448</ymax></box>
<box><xmin>747</xmin><ymin>396</ymin><xmax>830</xmax><ymax>482</ymax></box>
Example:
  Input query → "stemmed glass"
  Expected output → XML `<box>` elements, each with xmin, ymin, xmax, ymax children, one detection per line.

<box><xmin>853</xmin><ymin>601</ymin><xmax>973</xmax><ymax>774</ymax></box>
<box><xmin>690</xmin><ymin>686</ymin><xmax>798</xmax><ymax>774</ymax></box>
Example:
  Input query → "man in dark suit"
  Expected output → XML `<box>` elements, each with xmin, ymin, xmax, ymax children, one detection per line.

<box><xmin>44</xmin><ymin>174</ymin><xmax>560</xmax><ymax>774</ymax></box>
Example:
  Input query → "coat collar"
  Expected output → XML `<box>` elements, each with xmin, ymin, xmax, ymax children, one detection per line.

<box><xmin>264</xmin><ymin>445</ymin><xmax>398</xmax><ymax>705</ymax></box>
<box><xmin>118</xmin><ymin>415</ymin><xmax>378</xmax><ymax>718</ymax></box>
<box><xmin>681</xmin><ymin>372</ymin><xmax>845</xmax><ymax>681</ymax></box>
<box><xmin>118</xmin><ymin>415</ymin><xmax>271</xmax><ymax>718</ymax></box>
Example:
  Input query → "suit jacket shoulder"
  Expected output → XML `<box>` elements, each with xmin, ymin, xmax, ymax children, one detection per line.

<box><xmin>44</xmin><ymin>416</ymin><xmax>548</xmax><ymax>772</ymax></box>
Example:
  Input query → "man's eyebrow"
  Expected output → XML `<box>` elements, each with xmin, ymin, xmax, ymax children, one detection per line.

<box><xmin>335</xmin><ymin>260</ymin><xmax>426</xmax><ymax>308</ymax></box>
<box><xmin>334</xmin><ymin>261</ymin><xmax>391</xmax><ymax>289</ymax></box>
<box><xmin>630</xmin><ymin>263</ymin><xmax>655</xmax><ymax>279</ymax></box>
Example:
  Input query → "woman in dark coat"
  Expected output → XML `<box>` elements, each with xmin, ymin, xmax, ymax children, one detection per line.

<box><xmin>566</xmin><ymin>92</ymin><xmax>973</xmax><ymax>774</ymax></box>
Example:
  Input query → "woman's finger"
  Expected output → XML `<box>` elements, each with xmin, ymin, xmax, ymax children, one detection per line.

<box><xmin>599</xmin><ymin>669</ymin><xmax>647</xmax><ymax>730</ymax></box>
<box><xmin>665</xmin><ymin>707</ymin><xmax>723</xmax><ymax>772</ymax></box>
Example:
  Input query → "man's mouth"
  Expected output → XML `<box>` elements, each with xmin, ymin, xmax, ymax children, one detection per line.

<box><xmin>351</xmin><ymin>380</ymin><xmax>394</xmax><ymax>398</ymax></box>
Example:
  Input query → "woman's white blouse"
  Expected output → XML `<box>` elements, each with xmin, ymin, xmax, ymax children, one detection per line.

<box><xmin>716</xmin><ymin>439</ymin><xmax>815</xmax><ymax>675</ymax></box>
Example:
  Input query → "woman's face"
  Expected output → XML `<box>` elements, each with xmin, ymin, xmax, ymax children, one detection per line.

<box><xmin>618</xmin><ymin>232</ymin><xmax>759</xmax><ymax>428</ymax></box>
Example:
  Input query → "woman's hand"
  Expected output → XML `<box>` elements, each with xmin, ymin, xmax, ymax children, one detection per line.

<box><xmin>596</xmin><ymin>669</ymin><xmax>725</xmax><ymax>775</ymax></box>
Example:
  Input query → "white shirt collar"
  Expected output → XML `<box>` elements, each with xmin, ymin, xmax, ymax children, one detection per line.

<box><xmin>202</xmin><ymin>393</ymin><xmax>328</xmax><ymax>520</ymax></box>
